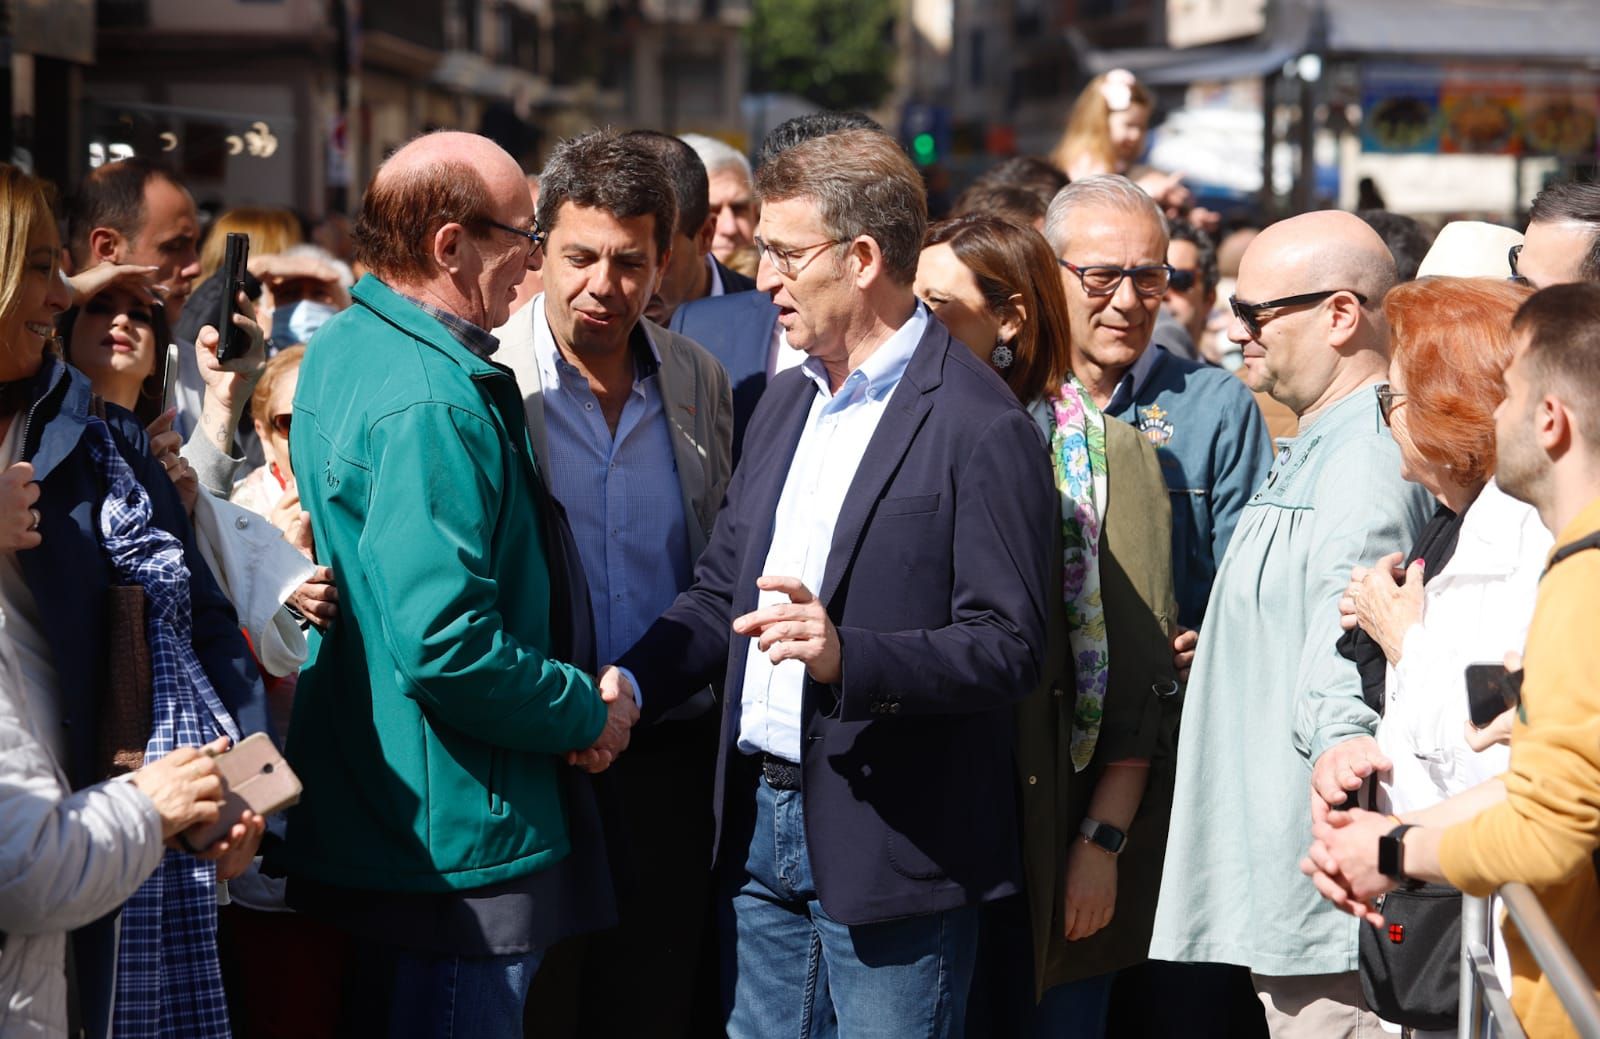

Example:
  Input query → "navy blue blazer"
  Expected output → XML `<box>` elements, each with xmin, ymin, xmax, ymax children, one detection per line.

<box><xmin>669</xmin><ymin>288</ymin><xmax>777</xmax><ymax>465</ymax></box>
<box><xmin>619</xmin><ymin>316</ymin><xmax>1056</xmax><ymax>926</ymax></box>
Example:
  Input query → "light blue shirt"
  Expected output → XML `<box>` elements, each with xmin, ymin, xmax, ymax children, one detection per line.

<box><xmin>533</xmin><ymin>305</ymin><xmax>691</xmax><ymax>666</ymax></box>
<box><xmin>1149</xmin><ymin>386</ymin><xmax>1433</xmax><ymax>975</ymax></box>
<box><xmin>736</xmin><ymin>304</ymin><xmax>929</xmax><ymax>763</ymax></box>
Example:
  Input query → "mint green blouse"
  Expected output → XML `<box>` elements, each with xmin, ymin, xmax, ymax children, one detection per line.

<box><xmin>1149</xmin><ymin>387</ymin><xmax>1434</xmax><ymax>976</ymax></box>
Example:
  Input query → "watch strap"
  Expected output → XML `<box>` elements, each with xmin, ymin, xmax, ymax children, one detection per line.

<box><xmin>1079</xmin><ymin>817</ymin><xmax>1127</xmax><ymax>855</ymax></box>
<box><xmin>1378</xmin><ymin>823</ymin><xmax>1417</xmax><ymax>880</ymax></box>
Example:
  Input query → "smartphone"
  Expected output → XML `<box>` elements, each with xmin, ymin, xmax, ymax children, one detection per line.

<box><xmin>1464</xmin><ymin>662</ymin><xmax>1524</xmax><ymax>729</ymax></box>
<box><xmin>186</xmin><ymin>732</ymin><xmax>301</xmax><ymax>849</ymax></box>
<box><xmin>159</xmin><ymin>341</ymin><xmax>180</xmax><ymax>413</ymax></box>
<box><xmin>216</xmin><ymin>232</ymin><xmax>252</xmax><ymax>363</ymax></box>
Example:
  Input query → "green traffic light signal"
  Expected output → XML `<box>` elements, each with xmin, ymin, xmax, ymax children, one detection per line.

<box><xmin>913</xmin><ymin>132</ymin><xmax>936</xmax><ymax>165</ymax></box>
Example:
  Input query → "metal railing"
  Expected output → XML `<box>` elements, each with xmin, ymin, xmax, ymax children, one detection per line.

<box><xmin>1459</xmin><ymin>884</ymin><xmax>1600</xmax><ymax>1039</ymax></box>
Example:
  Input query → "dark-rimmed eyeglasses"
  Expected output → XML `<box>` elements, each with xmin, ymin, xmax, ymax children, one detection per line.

<box><xmin>1374</xmin><ymin>383</ymin><xmax>1407</xmax><ymax>426</ymax></box>
<box><xmin>1228</xmin><ymin>288</ymin><xmax>1368</xmax><ymax>339</ymax></box>
<box><xmin>271</xmin><ymin>412</ymin><xmax>292</xmax><ymax>438</ymax></box>
<box><xmin>1508</xmin><ymin>243</ymin><xmax>1527</xmax><ymax>286</ymax></box>
<box><xmin>1059</xmin><ymin>260</ymin><xmax>1173</xmax><ymax>298</ymax></box>
<box><xmin>753</xmin><ymin>236</ymin><xmax>842</xmax><ymax>278</ymax></box>
<box><xmin>486</xmin><ymin>219</ymin><xmax>545</xmax><ymax>249</ymax></box>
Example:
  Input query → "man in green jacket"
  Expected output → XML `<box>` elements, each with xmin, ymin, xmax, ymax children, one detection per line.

<box><xmin>278</xmin><ymin>130</ymin><xmax>638</xmax><ymax>1036</ymax></box>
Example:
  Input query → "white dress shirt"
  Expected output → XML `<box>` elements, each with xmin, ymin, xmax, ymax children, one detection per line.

<box><xmin>736</xmin><ymin>305</ymin><xmax>928</xmax><ymax>763</ymax></box>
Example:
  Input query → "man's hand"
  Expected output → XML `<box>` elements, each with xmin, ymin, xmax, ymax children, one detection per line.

<box><xmin>1302</xmin><ymin>806</ymin><xmax>1400</xmax><ymax>919</ymax></box>
<box><xmin>1310</xmin><ymin>735</ymin><xmax>1391</xmax><ymax>826</ymax></box>
<box><xmin>0</xmin><ymin>461</ymin><xmax>42</xmax><ymax>552</ymax></box>
<box><xmin>1171</xmin><ymin>627</ymin><xmax>1198</xmax><ymax>682</ymax></box>
<box><xmin>731</xmin><ymin>576</ymin><xmax>841</xmax><ymax>684</ymax></box>
<box><xmin>146</xmin><ymin>409</ymin><xmax>198</xmax><ymax>516</ymax></box>
<box><xmin>567</xmin><ymin>666</ymin><xmax>640</xmax><ymax>773</ymax></box>
<box><xmin>1063</xmin><ymin>839</ymin><xmax>1118</xmax><ymax>941</ymax></box>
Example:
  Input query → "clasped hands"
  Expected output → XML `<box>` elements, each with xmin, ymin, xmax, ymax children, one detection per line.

<box><xmin>567</xmin><ymin>666</ymin><xmax>640</xmax><ymax>774</ymax></box>
<box><xmin>1301</xmin><ymin>736</ymin><xmax>1400</xmax><ymax>926</ymax></box>
<box><xmin>565</xmin><ymin>576</ymin><xmax>839</xmax><ymax>774</ymax></box>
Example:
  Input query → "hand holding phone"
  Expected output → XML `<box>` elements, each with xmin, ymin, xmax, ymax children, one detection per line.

<box><xmin>216</xmin><ymin>233</ymin><xmax>253</xmax><ymax>363</ymax></box>
<box><xmin>1464</xmin><ymin>662</ymin><xmax>1524</xmax><ymax>729</ymax></box>
<box><xmin>182</xmin><ymin>732</ymin><xmax>301</xmax><ymax>850</ymax></box>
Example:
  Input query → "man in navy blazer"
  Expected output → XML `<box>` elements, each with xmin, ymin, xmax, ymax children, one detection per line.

<box><xmin>611</xmin><ymin>129</ymin><xmax>1055</xmax><ymax>1036</ymax></box>
<box><xmin>669</xmin><ymin>288</ymin><xmax>775</xmax><ymax>463</ymax></box>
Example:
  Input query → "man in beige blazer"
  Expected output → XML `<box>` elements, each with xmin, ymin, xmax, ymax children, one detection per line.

<box><xmin>492</xmin><ymin>129</ymin><xmax>733</xmax><ymax>1039</ymax></box>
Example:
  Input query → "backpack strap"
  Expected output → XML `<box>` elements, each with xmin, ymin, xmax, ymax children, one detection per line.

<box><xmin>1544</xmin><ymin>530</ymin><xmax>1600</xmax><ymax>574</ymax></box>
<box><xmin>1537</xmin><ymin>530</ymin><xmax>1600</xmax><ymax>882</ymax></box>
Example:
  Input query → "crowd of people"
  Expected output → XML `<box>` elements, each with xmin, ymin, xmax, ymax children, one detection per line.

<box><xmin>0</xmin><ymin>65</ymin><xmax>1598</xmax><ymax>1039</ymax></box>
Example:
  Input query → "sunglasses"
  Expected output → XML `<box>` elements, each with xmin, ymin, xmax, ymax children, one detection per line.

<box><xmin>1374</xmin><ymin>383</ymin><xmax>1407</xmax><ymax>426</ymax></box>
<box><xmin>1508</xmin><ymin>243</ymin><xmax>1528</xmax><ymax>286</ymax></box>
<box><xmin>1228</xmin><ymin>288</ymin><xmax>1368</xmax><ymax>339</ymax></box>
<box><xmin>1168</xmin><ymin>268</ymin><xmax>1198</xmax><ymax>292</ymax></box>
<box><xmin>271</xmin><ymin>412</ymin><xmax>292</xmax><ymax>438</ymax></box>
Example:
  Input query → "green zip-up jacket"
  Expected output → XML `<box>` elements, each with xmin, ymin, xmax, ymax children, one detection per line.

<box><xmin>278</xmin><ymin>276</ymin><xmax>607</xmax><ymax>893</ymax></box>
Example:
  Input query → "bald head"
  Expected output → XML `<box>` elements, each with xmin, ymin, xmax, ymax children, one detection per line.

<box><xmin>1246</xmin><ymin>210</ymin><xmax>1397</xmax><ymax>304</ymax></box>
<box><xmin>354</xmin><ymin>131</ymin><xmax>527</xmax><ymax>284</ymax></box>
<box><xmin>380</xmin><ymin>131</ymin><xmax>525</xmax><ymax>197</ymax></box>
<box><xmin>1232</xmin><ymin>210</ymin><xmax>1396</xmax><ymax>419</ymax></box>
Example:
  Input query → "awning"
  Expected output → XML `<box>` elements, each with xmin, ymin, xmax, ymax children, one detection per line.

<box><xmin>1324</xmin><ymin>0</ymin><xmax>1600</xmax><ymax>64</ymax></box>
<box><xmin>1086</xmin><ymin>0</ymin><xmax>1600</xmax><ymax>89</ymax></box>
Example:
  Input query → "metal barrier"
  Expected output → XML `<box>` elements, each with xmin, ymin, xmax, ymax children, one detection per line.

<box><xmin>1458</xmin><ymin>884</ymin><xmax>1600</xmax><ymax>1039</ymax></box>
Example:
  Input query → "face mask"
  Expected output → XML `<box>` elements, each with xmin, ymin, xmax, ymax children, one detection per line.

<box><xmin>270</xmin><ymin>299</ymin><xmax>339</xmax><ymax>350</ymax></box>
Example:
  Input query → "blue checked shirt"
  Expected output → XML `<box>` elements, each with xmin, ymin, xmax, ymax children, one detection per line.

<box><xmin>88</xmin><ymin>419</ymin><xmax>241</xmax><ymax>1039</ymax></box>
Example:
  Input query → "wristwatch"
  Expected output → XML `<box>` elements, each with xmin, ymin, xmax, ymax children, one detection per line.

<box><xmin>1079</xmin><ymin>817</ymin><xmax>1127</xmax><ymax>855</ymax></box>
<box><xmin>1378</xmin><ymin>823</ymin><xmax>1417</xmax><ymax>881</ymax></box>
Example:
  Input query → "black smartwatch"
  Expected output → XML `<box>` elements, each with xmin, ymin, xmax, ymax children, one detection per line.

<box><xmin>1378</xmin><ymin>823</ymin><xmax>1417</xmax><ymax>881</ymax></box>
<box><xmin>1079</xmin><ymin>818</ymin><xmax>1127</xmax><ymax>855</ymax></box>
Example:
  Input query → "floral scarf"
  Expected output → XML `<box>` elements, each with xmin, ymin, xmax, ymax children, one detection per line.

<box><xmin>1049</xmin><ymin>378</ymin><xmax>1110</xmax><ymax>772</ymax></box>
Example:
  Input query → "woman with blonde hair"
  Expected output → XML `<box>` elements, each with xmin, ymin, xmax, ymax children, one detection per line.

<box><xmin>1051</xmin><ymin>70</ymin><xmax>1154</xmax><ymax>180</ymax></box>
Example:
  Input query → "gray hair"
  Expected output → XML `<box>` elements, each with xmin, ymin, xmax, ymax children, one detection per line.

<box><xmin>679</xmin><ymin>133</ymin><xmax>751</xmax><ymax>184</ymax></box>
<box><xmin>755</xmin><ymin>128</ymin><xmax>926</xmax><ymax>285</ymax></box>
<box><xmin>1042</xmin><ymin>174</ymin><xmax>1169</xmax><ymax>256</ymax></box>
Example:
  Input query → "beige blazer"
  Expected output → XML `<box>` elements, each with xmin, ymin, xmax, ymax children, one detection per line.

<box><xmin>492</xmin><ymin>295</ymin><xmax>734</xmax><ymax>561</ymax></box>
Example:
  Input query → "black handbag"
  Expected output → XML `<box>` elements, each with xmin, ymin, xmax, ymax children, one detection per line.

<box><xmin>1358</xmin><ymin>882</ymin><xmax>1462</xmax><ymax>1029</ymax></box>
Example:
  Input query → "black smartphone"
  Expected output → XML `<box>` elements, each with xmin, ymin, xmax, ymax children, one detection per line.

<box><xmin>216</xmin><ymin>232</ymin><xmax>252</xmax><ymax>363</ymax></box>
<box><xmin>1464</xmin><ymin>662</ymin><xmax>1523</xmax><ymax>729</ymax></box>
<box><xmin>159</xmin><ymin>341</ymin><xmax>179</xmax><ymax>412</ymax></box>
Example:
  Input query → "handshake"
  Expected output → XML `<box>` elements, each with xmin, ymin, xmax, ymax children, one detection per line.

<box><xmin>566</xmin><ymin>665</ymin><xmax>640</xmax><ymax>774</ymax></box>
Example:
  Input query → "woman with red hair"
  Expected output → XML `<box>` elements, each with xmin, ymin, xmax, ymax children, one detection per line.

<box><xmin>1336</xmin><ymin>276</ymin><xmax>1544</xmax><ymax>1035</ymax></box>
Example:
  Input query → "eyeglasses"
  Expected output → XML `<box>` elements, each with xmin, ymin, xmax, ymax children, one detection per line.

<box><xmin>1508</xmin><ymin>243</ymin><xmax>1527</xmax><ymax>286</ymax></box>
<box><xmin>1059</xmin><ymin>260</ymin><xmax>1174</xmax><ymax>298</ymax></box>
<box><xmin>1228</xmin><ymin>288</ymin><xmax>1368</xmax><ymax>339</ymax></box>
<box><xmin>271</xmin><ymin>412</ymin><xmax>292</xmax><ymax>438</ymax></box>
<box><xmin>753</xmin><ymin>236</ymin><xmax>842</xmax><ymax>278</ymax></box>
<box><xmin>486</xmin><ymin>219</ymin><xmax>545</xmax><ymax>249</ymax></box>
<box><xmin>1168</xmin><ymin>268</ymin><xmax>1199</xmax><ymax>292</ymax></box>
<box><xmin>1374</xmin><ymin>383</ymin><xmax>1408</xmax><ymax>426</ymax></box>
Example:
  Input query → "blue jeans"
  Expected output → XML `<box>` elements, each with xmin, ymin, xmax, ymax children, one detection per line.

<box><xmin>1032</xmin><ymin>970</ymin><xmax>1116</xmax><ymax>1038</ymax></box>
<box><xmin>387</xmin><ymin>948</ymin><xmax>542</xmax><ymax>1038</ymax></box>
<box><xmin>723</xmin><ymin>774</ymin><xmax>980</xmax><ymax>1039</ymax></box>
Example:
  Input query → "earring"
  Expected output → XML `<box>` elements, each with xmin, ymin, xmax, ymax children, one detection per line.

<box><xmin>991</xmin><ymin>338</ymin><xmax>1015</xmax><ymax>370</ymax></box>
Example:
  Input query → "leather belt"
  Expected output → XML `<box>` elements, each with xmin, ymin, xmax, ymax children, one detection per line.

<box><xmin>760</xmin><ymin>753</ymin><xmax>802</xmax><ymax>791</ymax></box>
